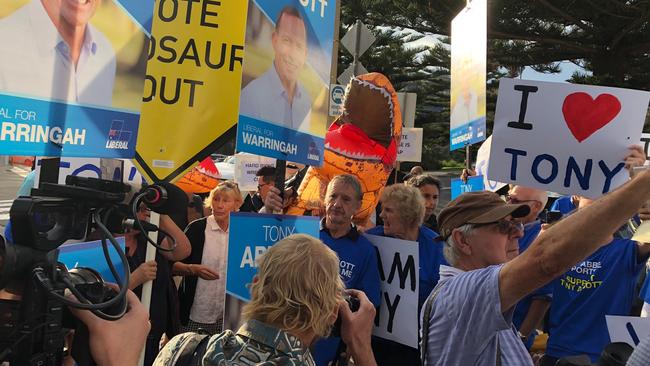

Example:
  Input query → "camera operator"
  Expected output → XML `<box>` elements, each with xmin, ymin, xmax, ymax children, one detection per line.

<box><xmin>154</xmin><ymin>234</ymin><xmax>377</xmax><ymax>366</ymax></box>
<box><xmin>67</xmin><ymin>289</ymin><xmax>150</xmax><ymax>366</ymax></box>
<box><xmin>0</xmin><ymin>285</ymin><xmax>150</xmax><ymax>366</ymax></box>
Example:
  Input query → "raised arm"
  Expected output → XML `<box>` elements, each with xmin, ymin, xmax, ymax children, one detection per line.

<box><xmin>158</xmin><ymin>215</ymin><xmax>191</xmax><ymax>261</ymax></box>
<box><xmin>499</xmin><ymin>169</ymin><xmax>650</xmax><ymax>311</ymax></box>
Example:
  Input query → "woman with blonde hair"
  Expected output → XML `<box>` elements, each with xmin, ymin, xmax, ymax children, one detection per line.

<box><xmin>173</xmin><ymin>181</ymin><xmax>243</xmax><ymax>334</ymax></box>
<box><xmin>365</xmin><ymin>184</ymin><xmax>447</xmax><ymax>365</ymax></box>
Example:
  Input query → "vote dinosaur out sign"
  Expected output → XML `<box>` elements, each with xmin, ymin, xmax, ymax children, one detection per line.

<box><xmin>489</xmin><ymin>79</ymin><xmax>650</xmax><ymax>198</ymax></box>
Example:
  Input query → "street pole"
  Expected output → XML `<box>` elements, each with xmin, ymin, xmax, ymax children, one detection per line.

<box><xmin>353</xmin><ymin>20</ymin><xmax>362</xmax><ymax>75</ymax></box>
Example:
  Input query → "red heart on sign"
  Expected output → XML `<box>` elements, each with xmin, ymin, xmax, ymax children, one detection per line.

<box><xmin>562</xmin><ymin>92</ymin><xmax>621</xmax><ymax>142</ymax></box>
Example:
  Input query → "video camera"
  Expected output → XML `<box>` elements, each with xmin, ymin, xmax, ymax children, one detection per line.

<box><xmin>0</xmin><ymin>175</ymin><xmax>186</xmax><ymax>365</ymax></box>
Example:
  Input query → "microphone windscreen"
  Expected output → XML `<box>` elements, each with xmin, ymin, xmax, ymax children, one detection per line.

<box><xmin>148</xmin><ymin>182</ymin><xmax>188</xmax><ymax>215</ymax></box>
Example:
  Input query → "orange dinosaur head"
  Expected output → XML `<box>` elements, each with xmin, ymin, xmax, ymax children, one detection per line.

<box><xmin>325</xmin><ymin>73</ymin><xmax>402</xmax><ymax>167</ymax></box>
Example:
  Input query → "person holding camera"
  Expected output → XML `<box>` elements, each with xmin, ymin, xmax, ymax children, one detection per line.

<box><xmin>155</xmin><ymin>234</ymin><xmax>378</xmax><ymax>366</ymax></box>
<box><xmin>66</xmin><ymin>289</ymin><xmax>151</xmax><ymax>366</ymax></box>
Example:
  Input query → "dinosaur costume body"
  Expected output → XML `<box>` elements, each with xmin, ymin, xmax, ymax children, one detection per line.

<box><xmin>286</xmin><ymin>73</ymin><xmax>402</xmax><ymax>226</ymax></box>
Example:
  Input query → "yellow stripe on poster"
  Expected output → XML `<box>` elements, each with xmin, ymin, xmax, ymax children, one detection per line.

<box><xmin>135</xmin><ymin>0</ymin><xmax>248</xmax><ymax>183</ymax></box>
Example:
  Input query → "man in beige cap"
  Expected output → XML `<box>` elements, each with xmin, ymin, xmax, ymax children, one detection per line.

<box><xmin>420</xmin><ymin>169</ymin><xmax>650</xmax><ymax>365</ymax></box>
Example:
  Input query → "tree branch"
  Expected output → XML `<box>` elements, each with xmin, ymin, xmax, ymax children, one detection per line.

<box><xmin>489</xmin><ymin>29</ymin><xmax>595</xmax><ymax>53</ymax></box>
<box><xmin>582</xmin><ymin>0</ymin><xmax>636</xmax><ymax>19</ymax></box>
<box><xmin>534</xmin><ymin>0</ymin><xmax>592</xmax><ymax>31</ymax></box>
<box><xmin>610</xmin><ymin>16</ymin><xmax>648</xmax><ymax>49</ymax></box>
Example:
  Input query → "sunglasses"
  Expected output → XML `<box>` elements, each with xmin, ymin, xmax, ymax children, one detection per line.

<box><xmin>505</xmin><ymin>195</ymin><xmax>540</xmax><ymax>205</ymax></box>
<box><xmin>473</xmin><ymin>219</ymin><xmax>524</xmax><ymax>236</ymax></box>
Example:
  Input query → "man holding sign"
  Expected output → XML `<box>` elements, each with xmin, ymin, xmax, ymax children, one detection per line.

<box><xmin>421</xmin><ymin>165</ymin><xmax>650</xmax><ymax>365</ymax></box>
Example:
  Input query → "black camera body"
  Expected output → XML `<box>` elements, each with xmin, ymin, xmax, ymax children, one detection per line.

<box><xmin>331</xmin><ymin>293</ymin><xmax>361</xmax><ymax>337</ymax></box>
<box><xmin>0</xmin><ymin>176</ymin><xmax>134</xmax><ymax>365</ymax></box>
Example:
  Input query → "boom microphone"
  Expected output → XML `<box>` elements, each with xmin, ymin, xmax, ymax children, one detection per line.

<box><xmin>141</xmin><ymin>182</ymin><xmax>188</xmax><ymax>215</ymax></box>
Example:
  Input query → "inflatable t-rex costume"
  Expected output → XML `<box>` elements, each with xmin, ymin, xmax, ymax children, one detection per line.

<box><xmin>286</xmin><ymin>73</ymin><xmax>402</xmax><ymax>227</ymax></box>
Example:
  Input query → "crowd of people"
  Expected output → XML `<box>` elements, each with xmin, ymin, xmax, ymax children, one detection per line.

<box><xmin>8</xmin><ymin>147</ymin><xmax>650</xmax><ymax>366</ymax></box>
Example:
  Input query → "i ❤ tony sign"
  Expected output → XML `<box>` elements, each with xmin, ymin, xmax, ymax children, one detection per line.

<box><xmin>488</xmin><ymin>78</ymin><xmax>650</xmax><ymax>198</ymax></box>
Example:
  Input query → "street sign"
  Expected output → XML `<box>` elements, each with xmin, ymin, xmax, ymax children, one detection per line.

<box><xmin>338</xmin><ymin>63</ymin><xmax>369</xmax><ymax>85</ymax></box>
<box><xmin>340</xmin><ymin>21</ymin><xmax>376</xmax><ymax>57</ymax></box>
<box><xmin>338</xmin><ymin>20</ymin><xmax>375</xmax><ymax>84</ymax></box>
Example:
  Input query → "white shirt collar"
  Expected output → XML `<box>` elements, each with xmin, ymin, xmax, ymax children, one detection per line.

<box><xmin>270</xmin><ymin>61</ymin><xmax>302</xmax><ymax>101</ymax></box>
<box><xmin>207</xmin><ymin>215</ymin><xmax>228</xmax><ymax>233</ymax></box>
<box><xmin>29</xmin><ymin>0</ymin><xmax>97</xmax><ymax>57</ymax></box>
<box><xmin>439</xmin><ymin>265</ymin><xmax>466</xmax><ymax>281</ymax></box>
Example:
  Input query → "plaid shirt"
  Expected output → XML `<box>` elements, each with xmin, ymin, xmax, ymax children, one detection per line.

<box><xmin>154</xmin><ymin>320</ymin><xmax>315</xmax><ymax>365</ymax></box>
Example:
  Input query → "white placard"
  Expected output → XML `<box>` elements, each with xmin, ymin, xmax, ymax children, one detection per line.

<box><xmin>606</xmin><ymin>315</ymin><xmax>650</xmax><ymax>347</ymax></box>
<box><xmin>364</xmin><ymin>234</ymin><xmax>419</xmax><ymax>348</ymax></box>
<box><xmin>475</xmin><ymin>136</ymin><xmax>507</xmax><ymax>192</ymax></box>
<box><xmin>234</xmin><ymin>153</ymin><xmax>276</xmax><ymax>191</ymax></box>
<box><xmin>34</xmin><ymin>157</ymin><xmax>145</xmax><ymax>188</ymax></box>
<box><xmin>489</xmin><ymin>78</ymin><xmax>650</xmax><ymax>198</ymax></box>
<box><xmin>329</xmin><ymin>84</ymin><xmax>346</xmax><ymax>117</ymax></box>
<box><xmin>397</xmin><ymin>128</ymin><xmax>423</xmax><ymax>162</ymax></box>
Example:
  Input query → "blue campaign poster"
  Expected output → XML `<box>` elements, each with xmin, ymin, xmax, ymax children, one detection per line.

<box><xmin>235</xmin><ymin>0</ymin><xmax>337</xmax><ymax>166</ymax></box>
<box><xmin>451</xmin><ymin>175</ymin><xmax>485</xmax><ymax>200</ymax></box>
<box><xmin>449</xmin><ymin>118</ymin><xmax>487</xmax><ymax>151</ymax></box>
<box><xmin>226</xmin><ymin>212</ymin><xmax>320</xmax><ymax>302</ymax></box>
<box><xmin>58</xmin><ymin>237</ymin><xmax>127</xmax><ymax>283</ymax></box>
<box><xmin>0</xmin><ymin>0</ymin><xmax>153</xmax><ymax>158</ymax></box>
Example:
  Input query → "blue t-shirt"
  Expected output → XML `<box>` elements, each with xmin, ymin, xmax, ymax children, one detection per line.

<box><xmin>512</xmin><ymin>221</ymin><xmax>552</xmax><ymax>349</ymax></box>
<box><xmin>640</xmin><ymin>270</ymin><xmax>650</xmax><ymax>303</ymax></box>
<box><xmin>365</xmin><ymin>225</ymin><xmax>447</xmax><ymax>309</ymax></box>
<box><xmin>547</xmin><ymin>238</ymin><xmax>645</xmax><ymax>362</ymax></box>
<box><xmin>550</xmin><ymin>196</ymin><xmax>576</xmax><ymax>216</ymax></box>
<box><xmin>312</xmin><ymin>222</ymin><xmax>382</xmax><ymax>366</ymax></box>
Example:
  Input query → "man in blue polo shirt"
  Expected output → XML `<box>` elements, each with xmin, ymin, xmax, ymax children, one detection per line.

<box><xmin>312</xmin><ymin>174</ymin><xmax>381</xmax><ymax>366</ymax></box>
<box><xmin>541</xmin><ymin>196</ymin><xmax>650</xmax><ymax>365</ymax></box>
<box><xmin>506</xmin><ymin>185</ymin><xmax>551</xmax><ymax>349</ymax></box>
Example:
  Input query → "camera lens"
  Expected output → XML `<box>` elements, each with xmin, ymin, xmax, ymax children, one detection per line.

<box><xmin>67</xmin><ymin>267</ymin><xmax>104</xmax><ymax>287</ymax></box>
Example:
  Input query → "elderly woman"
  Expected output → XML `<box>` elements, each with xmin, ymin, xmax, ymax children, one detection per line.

<box><xmin>173</xmin><ymin>181</ymin><xmax>243</xmax><ymax>335</ymax></box>
<box><xmin>365</xmin><ymin>184</ymin><xmax>447</xmax><ymax>366</ymax></box>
